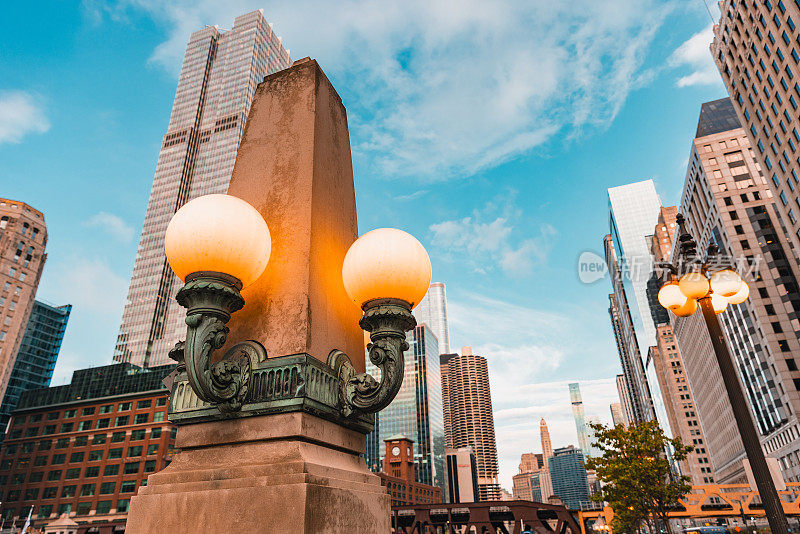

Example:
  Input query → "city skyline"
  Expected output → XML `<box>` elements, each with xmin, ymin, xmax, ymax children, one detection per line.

<box><xmin>2</xmin><ymin>2</ymin><xmax>731</xmax><ymax>491</ymax></box>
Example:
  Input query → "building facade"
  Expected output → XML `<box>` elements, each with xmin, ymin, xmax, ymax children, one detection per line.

<box><xmin>676</xmin><ymin>97</ymin><xmax>800</xmax><ymax>482</ymax></box>
<box><xmin>0</xmin><ymin>301</ymin><xmax>71</xmax><ymax>440</ymax></box>
<box><xmin>378</xmin><ymin>435</ymin><xmax>441</xmax><ymax>506</ymax></box>
<box><xmin>441</xmin><ymin>347</ymin><xmax>501</xmax><ymax>500</ymax></box>
<box><xmin>610</xmin><ymin>403</ymin><xmax>625</xmax><ymax>426</ymax></box>
<box><xmin>445</xmin><ymin>447</ymin><xmax>480</xmax><ymax>503</ymax></box>
<box><xmin>568</xmin><ymin>383</ymin><xmax>590</xmax><ymax>457</ymax></box>
<box><xmin>114</xmin><ymin>11</ymin><xmax>291</xmax><ymax>368</ymax></box>
<box><xmin>367</xmin><ymin>325</ymin><xmax>445</xmax><ymax>497</ymax></box>
<box><xmin>539</xmin><ymin>418</ymin><xmax>554</xmax><ymax>502</ymax></box>
<box><xmin>0</xmin><ymin>363</ymin><xmax>175</xmax><ymax>528</ymax></box>
<box><xmin>548</xmin><ymin>446</ymin><xmax>591</xmax><ymax>511</ymax></box>
<box><xmin>615</xmin><ymin>374</ymin><xmax>635</xmax><ymax>426</ymax></box>
<box><xmin>0</xmin><ymin>199</ymin><xmax>47</xmax><ymax>403</ymax></box>
<box><xmin>413</xmin><ymin>282</ymin><xmax>450</xmax><ymax>355</ymax></box>
<box><xmin>713</xmin><ymin>0</ymin><xmax>800</xmax><ymax>254</ymax></box>
<box><xmin>512</xmin><ymin>453</ymin><xmax>543</xmax><ymax>501</ymax></box>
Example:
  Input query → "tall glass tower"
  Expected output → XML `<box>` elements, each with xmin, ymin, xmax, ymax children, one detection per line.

<box><xmin>366</xmin><ymin>325</ymin><xmax>446</xmax><ymax>498</ymax></box>
<box><xmin>0</xmin><ymin>301</ymin><xmax>71</xmax><ymax>440</ymax></box>
<box><xmin>414</xmin><ymin>282</ymin><xmax>450</xmax><ymax>354</ymax></box>
<box><xmin>569</xmin><ymin>383</ymin><xmax>590</xmax><ymax>456</ymax></box>
<box><xmin>114</xmin><ymin>11</ymin><xmax>291</xmax><ymax>368</ymax></box>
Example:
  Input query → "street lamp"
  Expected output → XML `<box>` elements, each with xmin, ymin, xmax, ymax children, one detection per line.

<box><xmin>163</xmin><ymin>193</ymin><xmax>431</xmax><ymax>416</ymax></box>
<box><xmin>657</xmin><ymin>214</ymin><xmax>789</xmax><ymax>534</ymax></box>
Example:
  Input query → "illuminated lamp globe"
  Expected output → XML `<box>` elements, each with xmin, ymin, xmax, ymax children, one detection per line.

<box><xmin>710</xmin><ymin>269</ymin><xmax>743</xmax><ymax>298</ymax></box>
<box><xmin>164</xmin><ymin>194</ymin><xmax>271</xmax><ymax>288</ymax></box>
<box><xmin>711</xmin><ymin>292</ymin><xmax>729</xmax><ymax>314</ymax></box>
<box><xmin>342</xmin><ymin>228</ymin><xmax>431</xmax><ymax>309</ymax></box>
<box><xmin>678</xmin><ymin>272</ymin><xmax>710</xmax><ymax>299</ymax></box>
<box><xmin>658</xmin><ymin>282</ymin><xmax>688</xmax><ymax>310</ymax></box>
<box><xmin>671</xmin><ymin>297</ymin><xmax>697</xmax><ymax>317</ymax></box>
<box><xmin>727</xmin><ymin>281</ymin><xmax>750</xmax><ymax>305</ymax></box>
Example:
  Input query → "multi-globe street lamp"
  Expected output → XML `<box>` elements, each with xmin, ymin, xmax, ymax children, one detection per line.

<box><xmin>657</xmin><ymin>214</ymin><xmax>789</xmax><ymax>534</ymax></box>
<box><xmin>162</xmin><ymin>192</ymin><xmax>431</xmax><ymax>417</ymax></box>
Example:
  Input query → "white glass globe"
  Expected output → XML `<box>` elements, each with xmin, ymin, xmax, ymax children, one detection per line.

<box><xmin>671</xmin><ymin>297</ymin><xmax>697</xmax><ymax>317</ymax></box>
<box><xmin>679</xmin><ymin>272</ymin><xmax>710</xmax><ymax>299</ymax></box>
<box><xmin>711</xmin><ymin>292</ymin><xmax>729</xmax><ymax>314</ymax></box>
<box><xmin>727</xmin><ymin>281</ymin><xmax>750</xmax><ymax>305</ymax></box>
<box><xmin>710</xmin><ymin>269</ymin><xmax>743</xmax><ymax>298</ymax></box>
<box><xmin>164</xmin><ymin>194</ymin><xmax>271</xmax><ymax>288</ymax></box>
<box><xmin>342</xmin><ymin>228</ymin><xmax>431</xmax><ymax>308</ymax></box>
<box><xmin>658</xmin><ymin>282</ymin><xmax>688</xmax><ymax>310</ymax></box>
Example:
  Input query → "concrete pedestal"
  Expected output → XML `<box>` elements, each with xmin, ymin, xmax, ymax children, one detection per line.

<box><xmin>126</xmin><ymin>412</ymin><xmax>389</xmax><ymax>533</ymax></box>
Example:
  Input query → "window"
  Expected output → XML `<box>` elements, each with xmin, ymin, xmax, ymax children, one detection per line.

<box><xmin>100</xmin><ymin>482</ymin><xmax>116</xmax><ymax>494</ymax></box>
<box><xmin>56</xmin><ymin>438</ymin><xmax>69</xmax><ymax>449</ymax></box>
<box><xmin>117</xmin><ymin>499</ymin><xmax>130</xmax><ymax>513</ymax></box>
<box><xmin>92</xmin><ymin>434</ymin><xmax>106</xmax><ymax>445</ymax></box>
<box><xmin>76</xmin><ymin>502</ymin><xmax>92</xmax><ymax>516</ymax></box>
<box><xmin>70</xmin><ymin>451</ymin><xmax>85</xmax><ymax>463</ymax></box>
<box><xmin>111</xmin><ymin>431</ymin><xmax>126</xmax><ymax>443</ymax></box>
<box><xmin>147</xmin><ymin>444</ymin><xmax>159</xmax><ymax>455</ymax></box>
<box><xmin>57</xmin><ymin>503</ymin><xmax>72</xmax><ymax>516</ymax></box>
<box><xmin>109</xmin><ymin>448</ymin><xmax>123</xmax><ymax>459</ymax></box>
<box><xmin>61</xmin><ymin>485</ymin><xmax>77</xmax><ymax>498</ymax></box>
<box><xmin>51</xmin><ymin>454</ymin><xmax>66</xmax><ymax>465</ymax></box>
<box><xmin>96</xmin><ymin>500</ymin><xmax>112</xmax><ymax>514</ymax></box>
<box><xmin>47</xmin><ymin>470</ymin><xmax>61</xmax><ymax>481</ymax></box>
<box><xmin>65</xmin><ymin>468</ymin><xmax>81</xmax><ymax>479</ymax></box>
<box><xmin>120</xmin><ymin>480</ymin><xmax>136</xmax><ymax>493</ymax></box>
<box><xmin>103</xmin><ymin>464</ymin><xmax>119</xmax><ymax>476</ymax></box>
<box><xmin>144</xmin><ymin>460</ymin><xmax>157</xmax><ymax>473</ymax></box>
<box><xmin>38</xmin><ymin>439</ymin><xmax>51</xmax><ymax>451</ymax></box>
<box><xmin>118</xmin><ymin>402</ymin><xmax>132</xmax><ymax>411</ymax></box>
<box><xmin>59</xmin><ymin>422</ymin><xmax>73</xmax><ymax>433</ymax></box>
<box><xmin>74</xmin><ymin>435</ymin><xmax>88</xmax><ymax>446</ymax></box>
<box><xmin>29</xmin><ymin>471</ymin><xmax>43</xmax><ymax>482</ymax></box>
<box><xmin>43</xmin><ymin>487</ymin><xmax>58</xmax><ymax>499</ymax></box>
<box><xmin>25</xmin><ymin>427</ymin><xmax>38</xmax><ymax>437</ymax></box>
<box><xmin>80</xmin><ymin>484</ymin><xmax>96</xmax><ymax>496</ymax></box>
<box><xmin>82</xmin><ymin>407</ymin><xmax>95</xmax><ymax>416</ymax></box>
<box><xmin>131</xmin><ymin>429</ymin><xmax>146</xmax><ymax>441</ymax></box>
<box><xmin>156</xmin><ymin>397</ymin><xmax>167</xmax><ymax>407</ymax></box>
<box><xmin>128</xmin><ymin>446</ymin><xmax>143</xmax><ymax>457</ymax></box>
<box><xmin>99</xmin><ymin>404</ymin><xmax>113</xmax><ymax>414</ymax></box>
<box><xmin>137</xmin><ymin>400</ymin><xmax>152</xmax><ymax>409</ymax></box>
<box><xmin>64</xmin><ymin>409</ymin><xmax>76</xmax><ymax>418</ymax></box>
<box><xmin>78</xmin><ymin>420</ymin><xmax>93</xmax><ymax>431</ymax></box>
<box><xmin>150</xmin><ymin>428</ymin><xmax>162</xmax><ymax>439</ymax></box>
<box><xmin>97</xmin><ymin>418</ymin><xmax>110</xmax><ymax>429</ymax></box>
<box><xmin>115</xmin><ymin>416</ymin><xmax>129</xmax><ymax>427</ymax></box>
<box><xmin>85</xmin><ymin>466</ymin><xmax>100</xmax><ymax>477</ymax></box>
<box><xmin>135</xmin><ymin>413</ymin><xmax>149</xmax><ymax>424</ymax></box>
<box><xmin>89</xmin><ymin>450</ymin><xmax>103</xmax><ymax>461</ymax></box>
<box><xmin>38</xmin><ymin>504</ymin><xmax>53</xmax><ymax>518</ymax></box>
<box><xmin>153</xmin><ymin>412</ymin><xmax>165</xmax><ymax>422</ymax></box>
<box><xmin>124</xmin><ymin>461</ymin><xmax>140</xmax><ymax>474</ymax></box>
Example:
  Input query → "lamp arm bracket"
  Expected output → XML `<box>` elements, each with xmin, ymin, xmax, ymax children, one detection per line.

<box><xmin>172</xmin><ymin>274</ymin><xmax>265</xmax><ymax>411</ymax></box>
<box><xmin>328</xmin><ymin>299</ymin><xmax>416</xmax><ymax>417</ymax></box>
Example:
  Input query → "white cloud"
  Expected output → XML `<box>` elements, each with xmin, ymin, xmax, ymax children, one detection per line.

<box><xmin>0</xmin><ymin>91</ymin><xmax>50</xmax><ymax>144</ymax></box>
<box><xmin>89</xmin><ymin>0</ymin><xmax>672</xmax><ymax>179</ymax></box>
<box><xmin>84</xmin><ymin>212</ymin><xmax>135</xmax><ymax>242</ymax></box>
<box><xmin>669</xmin><ymin>24</ymin><xmax>720</xmax><ymax>87</ymax></box>
<box><xmin>430</xmin><ymin>197</ymin><xmax>556</xmax><ymax>276</ymax></box>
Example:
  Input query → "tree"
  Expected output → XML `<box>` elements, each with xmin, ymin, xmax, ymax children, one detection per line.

<box><xmin>585</xmin><ymin>420</ymin><xmax>693</xmax><ymax>534</ymax></box>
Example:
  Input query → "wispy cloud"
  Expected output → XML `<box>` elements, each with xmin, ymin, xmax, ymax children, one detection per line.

<box><xmin>0</xmin><ymin>91</ymin><xmax>50</xmax><ymax>145</ymax></box>
<box><xmin>430</xmin><ymin>195</ymin><xmax>557</xmax><ymax>277</ymax></box>
<box><xmin>84</xmin><ymin>212</ymin><xmax>135</xmax><ymax>242</ymax></box>
<box><xmin>669</xmin><ymin>24</ymin><xmax>721</xmax><ymax>87</ymax></box>
<box><xmin>87</xmin><ymin>0</ymin><xmax>672</xmax><ymax>180</ymax></box>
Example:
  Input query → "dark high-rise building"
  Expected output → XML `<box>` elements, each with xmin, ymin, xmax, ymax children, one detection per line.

<box><xmin>0</xmin><ymin>363</ymin><xmax>175</xmax><ymax>528</ymax></box>
<box><xmin>441</xmin><ymin>347</ymin><xmax>500</xmax><ymax>501</ymax></box>
<box><xmin>366</xmin><ymin>325</ymin><xmax>445</xmax><ymax>497</ymax></box>
<box><xmin>548</xmin><ymin>446</ymin><xmax>591</xmax><ymax>510</ymax></box>
<box><xmin>0</xmin><ymin>301</ymin><xmax>71</xmax><ymax>440</ymax></box>
<box><xmin>114</xmin><ymin>11</ymin><xmax>291</xmax><ymax>368</ymax></box>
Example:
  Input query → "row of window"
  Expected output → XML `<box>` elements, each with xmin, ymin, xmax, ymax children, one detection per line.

<box><xmin>7</xmin><ymin>411</ymin><xmax>166</xmax><ymax>439</ymax></box>
<box><xmin>1</xmin><ymin>459</ymin><xmax>159</xmax><ymax>486</ymax></box>
<box><xmin>1</xmin><ymin>498</ymin><xmax>131</xmax><ymax>520</ymax></box>
<box><xmin>3</xmin><ymin>427</ymin><xmax>165</xmax><ymax>455</ymax></box>
<box><xmin>12</xmin><ymin>397</ymin><xmax>167</xmax><ymax>427</ymax></box>
<box><xmin>0</xmin><ymin>443</ymin><xmax>163</xmax><ymax>470</ymax></box>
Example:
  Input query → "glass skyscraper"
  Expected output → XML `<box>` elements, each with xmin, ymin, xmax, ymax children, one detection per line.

<box><xmin>548</xmin><ymin>446</ymin><xmax>591</xmax><ymax>510</ymax></box>
<box><xmin>569</xmin><ymin>383</ymin><xmax>590</xmax><ymax>456</ymax></box>
<box><xmin>413</xmin><ymin>282</ymin><xmax>451</xmax><ymax>355</ymax></box>
<box><xmin>0</xmin><ymin>301</ymin><xmax>70</xmax><ymax>439</ymax></box>
<box><xmin>114</xmin><ymin>11</ymin><xmax>291</xmax><ymax>368</ymax></box>
<box><xmin>366</xmin><ymin>325</ymin><xmax>446</xmax><ymax>497</ymax></box>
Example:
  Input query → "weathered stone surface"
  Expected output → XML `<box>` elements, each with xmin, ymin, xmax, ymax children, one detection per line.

<box><xmin>127</xmin><ymin>413</ymin><xmax>390</xmax><ymax>533</ymax></box>
<box><xmin>223</xmin><ymin>59</ymin><xmax>364</xmax><ymax>373</ymax></box>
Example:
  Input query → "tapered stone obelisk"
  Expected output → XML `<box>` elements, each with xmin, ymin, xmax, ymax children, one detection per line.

<box><xmin>126</xmin><ymin>59</ymin><xmax>390</xmax><ymax>533</ymax></box>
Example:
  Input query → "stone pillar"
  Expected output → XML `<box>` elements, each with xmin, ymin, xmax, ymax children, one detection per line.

<box><xmin>126</xmin><ymin>59</ymin><xmax>390</xmax><ymax>533</ymax></box>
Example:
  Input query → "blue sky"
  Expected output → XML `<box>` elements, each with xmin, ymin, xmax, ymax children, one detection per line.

<box><xmin>1</xmin><ymin>1</ymin><xmax>728</xmax><ymax>488</ymax></box>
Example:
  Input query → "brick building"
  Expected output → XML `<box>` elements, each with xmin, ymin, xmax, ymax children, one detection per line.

<box><xmin>0</xmin><ymin>363</ymin><xmax>175</xmax><ymax>530</ymax></box>
<box><xmin>378</xmin><ymin>435</ymin><xmax>440</xmax><ymax>506</ymax></box>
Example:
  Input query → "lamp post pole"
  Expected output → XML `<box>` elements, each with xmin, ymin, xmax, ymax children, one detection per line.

<box><xmin>697</xmin><ymin>296</ymin><xmax>789</xmax><ymax>534</ymax></box>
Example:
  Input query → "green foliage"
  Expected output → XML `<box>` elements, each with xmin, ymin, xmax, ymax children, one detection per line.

<box><xmin>586</xmin><ymin>420</ymin><xmax>693</xmax><ymax>534</ymax></box>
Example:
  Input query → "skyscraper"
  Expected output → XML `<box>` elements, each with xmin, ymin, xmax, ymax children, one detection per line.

<box><xmin>675</xmin><ymin>97</ymin><xmax>800</xmax><ymax>483</ymax></box>
<box><xmin>615</xmin><ymin>374</ymin><xmax>635</xmax><ymax>425</ymax></box>
<box><xmin>610</xmin><ymin>403</ymin><xmax>625</xmax><ymax>427</ymax></box>
<box><xmin>445</xmin><ymin>447</ymin><xmax>480</xmax><ymax>503</ymax></box>
<box><xmin>647</xmin><ymin>206</ymin><xmax>717</xmax><ymax>486</ymax></box>
<box><xmin>548</xmin><ymin>446</ymin><xmax>591</xmax><ymax>510</ymax></box>
<box><xmin>0</xmin><ymin>301</ymin><xmax>70</xmax><ymax>440</ymax></box>
<box><xmin>441</xmin><ymin>347</ymin><xmax>501</xmax><ymax>500</ymax></box>
<box><xmin>539</xmin><ymin>418</ymin><xmax>554</xmax><ymax>502</ymax></box>
<box><xmin>0</xmin><ymin>199</ymin><xmax>47</xmax><ymax>403</ymax></box>
<box><xmin>568</xmin><ymin>383</ymin><xmax>590</xmax><ymax>456</ymax></box>
<box><xmin>413</xmin><ymin>282</ymin><xmax>450</xmax><ymax>354</ymax></box>
<box><xmin>366</xmin><ymin>324</ymin><xmax>446</xmax><ymax>497</ymax></box>
<box><xmin>713</xmin><ymin>1</ymin><xmax>800</xmax><ymax>254</ymax></box>
<box><xmin>114</xmin><ymin>11</ymin><xmax>291</xmax><ymax>368</ymax></box>
<box><xmin>512</xmin><ymin>453</ymin><xmax>543</xmax><ymax>501</ymax></box>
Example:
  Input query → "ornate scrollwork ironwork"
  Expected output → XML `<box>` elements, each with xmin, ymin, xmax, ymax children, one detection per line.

<box><xmin>170</xmin><ymin>271</ymin><xmax>265</xmax><ymax>411</ymax></box>
<box><xmin>329</xmin><ymin>298</ymin><xmax>416</xmax><ymax>417</ymax></box>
